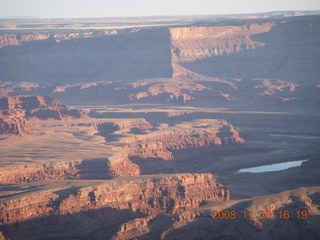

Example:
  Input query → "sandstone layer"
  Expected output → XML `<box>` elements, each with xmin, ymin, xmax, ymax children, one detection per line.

<box><xmin>0</xmin><ymin>173</ymin><xmax>230</xmax><ymax>239</ymax></box>
<box><xmin>170</xmin><ymin>23</ymin><xmax>274</xmax><ymax>63</ymax></box>
<box><xmin>0</xmin><ymin>159</ymin><xmax>111</xmax><ymax>183</ymax></box>
<box><xmin>97</xmin><ymin>119</ymin><xmax>245</xmax><ymax>177</ymax></box>
<box><xmin>0</xmin><ymin>96</ymin><xmax>88</xmax><ymax>135</ymax></box>
<box><xmin>0</xmin><ymin>96</ymin><xmax>88</xmax><ymax>120</ymax></box>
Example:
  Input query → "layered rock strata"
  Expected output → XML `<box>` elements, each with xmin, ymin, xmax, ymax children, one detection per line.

<box><xmin>0</xmin><ymin>96</ymin><xmax>88</xmax><ymax>120</ymax></box>
<box><xmin>0</xmin><ymin>173</ymin><xmax>229</xmax><ymax>225</ymax></box>
<box><xmin>123</xmin><ymin>120</ymin><xmax>245</xmax><ymax>161</ymax></box>
<box><xmin>0</xmin><ymin>159</ymin><xmax>110</xmax><ymax>183</ymax></box>
<box><xmin>0</xmin><ymin>96</ymin><xmax>88</xmax><ymax>135</ymax></box>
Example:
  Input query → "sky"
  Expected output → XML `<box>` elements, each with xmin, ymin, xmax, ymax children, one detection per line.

<box><xmin>0</xmin><ymin>0</ymin><xmax>320</xmax><ymax>19</ymax></box>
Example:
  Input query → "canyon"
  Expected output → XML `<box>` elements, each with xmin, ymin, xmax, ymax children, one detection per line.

<box><xmin>0</xmin><ymin>12</ymin><xmax>320</xmax><ymax>240</ymax></box>
<box><xmin>0</xmin><ymin>101</ymin><xmax>245</xmax><ymax>183</ymax></box>
<box><xmin>0</xmin><ymin>15</ymin><xmax>319</xmax><ymax>106</ymax></box>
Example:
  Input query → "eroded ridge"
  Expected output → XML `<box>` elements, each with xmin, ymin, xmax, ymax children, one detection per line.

<box><xmin>0</xmin><ymin>173</ymin><xmax>229</xmax><ymax>226</ymax></box>
<box><xmin>0</xmin><ymin>96</ymin><xmax>88</xmax><ymax>135</ymax></box>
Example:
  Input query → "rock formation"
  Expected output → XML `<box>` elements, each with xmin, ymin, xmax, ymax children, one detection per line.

<box><xmin>114</xmin><ymin>118</ymin><xmax>153</xmax><ymax>133</ymax></box>
<box><xmin>0</xmin><ymin>14</ymin><xmax>319</xmax><ymax>240</ymax></box>
<box><xmin>169</xmin><ymin>23</ymin><xmax>274</xmax><ymax>63</ymax></box>
<box><xmin>129</xmin><ymin>83</ymin><xmax>212</xmax><ymax>103</ymax></box>
<box><xmin>123</xmin><ymin>120</ymin><xmax>244</xmax><ymax>159</ymax></box>
<box><xmin>0</xmin><ymin>173</ymin><xmax>230</xmax><ymax>240</ymax></box>
<box><xmin>0</xmin><ymin>96</ymin><xmax>88</xmax><ymax>135</ymax></box>
<box><xmin>0</xmin><ymin>96</ymin><xmax>88</xmax><ymax>120</ymax></box>
<box><xmin>0</xmin><ymin>109</ymin><xmax>33</xmax><ymax>135</ymax></box>
<box><xmin>0</xmin><ymin>158</ymin><xmax>114</xmax><ymax>183</ymax></box>
<box><xmin>1</xmin><ymin>16</ymin><xmax>319</xmax><ymax>106</ymax></box>
<box><xmin>105</xmin><ymin>120</ymin><xmax>246</xmax><ymax>176</ymax></box>
<box><xmin>106</xmin><ymin>154</ymin><xmax>141</xmax><ymax>177</ymax></box>
<box><xmin>163</xmin><ymin>187</ymin><xmax>320</xmax><ymax>240</ymax></box>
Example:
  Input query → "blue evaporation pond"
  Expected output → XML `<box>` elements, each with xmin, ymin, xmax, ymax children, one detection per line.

<box><xmin>239</xmin><ymin>160</ymin><xmax>308</xmax><ymax>173</ymax></box>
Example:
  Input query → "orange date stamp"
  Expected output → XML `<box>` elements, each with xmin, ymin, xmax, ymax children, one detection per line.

<box><xmin>212</xmin><ymin>210</ymin><xmax>309</xmax><ymax>220</ymax></box>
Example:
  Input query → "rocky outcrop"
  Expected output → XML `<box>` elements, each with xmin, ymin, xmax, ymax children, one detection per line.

<box><xmin>164</xmin><ymin>187</ymin><xmax>320</xmax><ymax>240</ymax></box>
<box><xmin>115</xmin><ymin>118</ymin><xmax>153</xmax><ymax>133</ymax></box>
<box><xmin>0</xmin><ymin>110</ymin><xmax>33</xmax><ymax>135</ymax></box>
<box><xmin>0</xmin><ymin>82</ymin><xmax>41</xmax><ymax>98</ymax></box>
<box><xmin>0</xmin><ymin>173</ymin><xmax>229</xmax><ymax>226</ymax></box>
<box><xmin>112</xmin><ymin>215</ymin><xmax>154</xmax><ymax>240</ymax></box>
<box><xmin>129</xmin><ymin>83</ymin><xmax>212</xmax><ymax>103</ymax></box>
<box><xmin>170</xmin><ymin>23</ymin><xmax>274</xmax><ymax>63</ymax></box>
<box><xmin>254</xmin><ymin>78</ymin><xmax>299</xmax><ymax>96</ymax></box>
<box><xmin>0</xmin><ymin>34</ymin><xmax>51</xmax><ymax>48</ymax></box>
<box><xmin>53</xmin><ymin>81</ymin><xmax>113</xmax><ymax>93</ymax></box>
<box><xmin>100</xmin><ymin>120</ymin><xmax>246</xmax><ymax>175</ymax></box>
<box><xmin>0</xmin><ymin>158</ymin><xmax>111</xmax><ymax>183</ymax></box>
<box><xmin>94</xmin><ymin>118</ymin><xmax>153</xmax><ymax>139</ymax></box>
<box><xmin>0</xmin><ymin>34</ymin><xmax>20</xmax><ymax>48</ymax></box>
<box><xmin>0</xmin><ymin>96</ymin><xmax>88</xmax><ymax>136</ymax></box>
<box><xmin>106</xmin><ymin>154</ymin><xmax>141</xmax><ymax>177</ymax></box>
<box><xmin>0</xmin><ymin>33</ymin><xmax>95</xmax><ymax>48</ymax></box>
<box><xmin>126</xmin><ymin>143</ymin><xmax>174</xmax><ymax>161</ymax></box>
<box><xmin>0</xmin><ymin>96</ymin><xmax>88</xmax><ymax>120</ymax></box>
<box><xmin>124</xmin><ymin>120</ymin><xmax>244</xmax><ymax>159</ymax></box>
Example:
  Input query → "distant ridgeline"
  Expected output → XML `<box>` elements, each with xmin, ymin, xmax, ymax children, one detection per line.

<box><xmin>0</xmin><ymin>15</ymin><xmax>319</xmax><ymax>106</ymax></box>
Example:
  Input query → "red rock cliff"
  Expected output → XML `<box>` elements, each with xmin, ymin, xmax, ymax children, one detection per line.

<box><xmin>0</xmin><ymin>173</ymin><xmax>229</xmax><ymax>225</ymax></box>
<box><xmin>0</xmin><ymin>96</ymin><xmax>88</xmax><ymax>135</ymax></box>
<box><xmin>169</xmin><ymin>23</ymin><xmax>274</xmax><ymax>63</ymax></box>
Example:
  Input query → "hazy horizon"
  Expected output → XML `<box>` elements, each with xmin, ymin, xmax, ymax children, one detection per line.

<box><xmin>1</xmin><ymin>0</ymin><xmax>320</xmax><ymax>19</ymax></box>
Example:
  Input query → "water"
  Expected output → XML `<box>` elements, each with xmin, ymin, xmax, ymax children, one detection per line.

<box><xmin>239</xmin><ymin>159</ymin><xmax>308</xmax><ymax>173</ymax></box>
<box><xmin>270</xmin><ymin>134</ymin><xmax>320</xmax><ymax>139</ymax></box>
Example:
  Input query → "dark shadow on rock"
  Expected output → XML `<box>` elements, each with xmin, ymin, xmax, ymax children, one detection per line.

<box><xmin>2</xmin><ymin>207</ymin><xmax>148</xmax><ymax>240</ymax></box>
<box><xmin>129</xmin><ymin>144</ymin><xmax>245</xmax><ymax>175</ymax></box>
<box><xmin>129</xmin><ymin>128</ymin><xmax>148</xmax><ymax>135</ymax></box>
<box><xmin>129</xmin><ymin>156</ymin><xmax>176</xmax><ymax>175</ymax></box>
<box><xmin>76</xmin><ymin>158</ymin><xmax>113</xmax><ymax>180</ymax></box>
<box><xmin>309</xmin><ymin>192</ymin><xmax>320</xmax><ymax>208</ymax></box>
<box><xmin>49</xmin><ymin>187</ymin><xmax>83</xmax><ymax>209</ymax></box>
<box><xmin>164</xmin><ymin>196</ymin><xmax>320</xmax><ymax>240</ymax></box>
<box><xmin>0</xmin><ymin>184</ymin><xmax>45</xmax><ymax>199</ymax></box>
<box><xmin>139</xmin><ymin>214</ymin><xmax>174</xmax><ymax>240</ymax></box>
<box><xmin>217</xmin><ymin>125</ymin><xmax>233</xmax><ymax>138</ymax></box>
<box><xmin>96</xmin><ymin>122</ymin><xmax>119</xmax><ymax>135</ymax></box>
<box><xmin>95</xmin><ymin>122</ymin><xmax>124</xmax><ymax>142</ymax></box>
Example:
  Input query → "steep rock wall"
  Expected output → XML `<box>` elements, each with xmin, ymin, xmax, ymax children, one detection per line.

<box><xmin>179</xmin><ymin>17</ymin><xmax>320</xmax><ymax>82</ymax></box>
<box><xmin>123</xmin><ymin>120</ymin><xmax>245</xmax><ymax>158</ymax></box>
<box><xmin>0</xmin><ymin>29</ymin><xmax>173</xmax><ymax>84</ymax></box>
<box><xmin>0</xmin><ymin>173</ymin><xmax>229</xmax><ymax>225</ymax></box>
<box><xmin>0</xmin><ymin>159</ymin><xmax>110</xmax><ymax>183</ymax></box>
<box><xmin>170</xmin><ymin>23</ymin><xmax>274</xmax><ymax>63</ymax></box>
